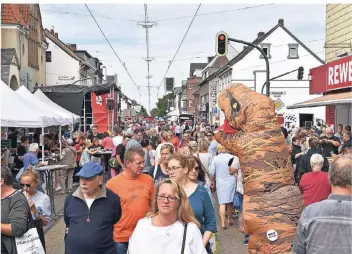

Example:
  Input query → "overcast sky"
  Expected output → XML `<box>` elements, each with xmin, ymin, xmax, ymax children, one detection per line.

<box><xmin>40</xmin><ymin>4</ymin><xmax>326</xmax><ymax>111</ymax></box>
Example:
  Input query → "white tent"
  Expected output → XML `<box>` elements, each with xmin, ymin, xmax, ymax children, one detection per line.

<box><xmin>16</xmin><ymin>86</ymin><xmax>70</xmax><ymax>126</ymax></box>
<box><xmin>34</xmin><ymin>89</ymin><xmax>81</xmax><ymax>124</ymax></box>
<box><xmin>1</xmin><ymin>81</ymin><xmax>60</xmax><ymax>128</ymax></box>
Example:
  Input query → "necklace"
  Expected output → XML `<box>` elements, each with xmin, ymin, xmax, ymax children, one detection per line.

<box><xmin>153</xmin><ymin>216</ymin><xmax>177</xmax><ymax>237</ymax></box>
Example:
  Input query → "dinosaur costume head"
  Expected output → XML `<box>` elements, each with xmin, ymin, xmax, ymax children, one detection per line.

<box><xmin>215</xmin><ymin>83</ymin><xmax>303</xmax><ymax>254</ymax></box>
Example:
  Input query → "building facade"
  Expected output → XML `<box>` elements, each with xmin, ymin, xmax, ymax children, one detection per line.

<box><xmin>1</xmin><ymin>4</ymin><xmax>48</xmax><ymax>90</ymax></box>
<box><xmin>325</xmin><ymin>4</ymin><xmax>352</xmax><ymax>62</ymax></box>
<box><xmin>45</xmin><ymin>28</ymin><xmax>81</xmax><ymax>85</ymax></box>
<box><xmin>215</xmin><ymin>19</ymin><xmax>326</xmax><ymax>129</ymax></box>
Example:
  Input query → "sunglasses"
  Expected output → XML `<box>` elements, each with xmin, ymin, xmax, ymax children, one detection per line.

<box><xmin>20</xmin><ymin>183</ymin><xmax>32</xmax><ymax>188</ymax></box>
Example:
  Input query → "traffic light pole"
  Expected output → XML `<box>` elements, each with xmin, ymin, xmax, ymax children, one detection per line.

<box><xmin>228</xmin><ymin>37</ymin><xmax>270</xmax><ymax>96</ymax></box>
<box><xmin>260</xmin><ymin>67</ymin><xmax>303</xmax><ymax>95</ymax></box>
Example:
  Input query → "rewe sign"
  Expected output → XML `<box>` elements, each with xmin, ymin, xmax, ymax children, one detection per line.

<box><xmin>327</xmin><ymin>57</ymin><xmax>352</xmax><ymax>91</ymax></box>
<box><xmin>309</xmin><ymin>55</ymin><xmax>352</xmax><ymax>94</ymax></box>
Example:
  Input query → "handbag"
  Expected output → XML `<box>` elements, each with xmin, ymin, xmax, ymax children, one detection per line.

<box><xmin>180</xmin><ymin>223</ymin><xmax>188</xmax><ymax>254</ymax></box>
<box><xmin>15</xmin><ymin>202</ymin><xmax>45</xmax><ymax>254</ymax></box>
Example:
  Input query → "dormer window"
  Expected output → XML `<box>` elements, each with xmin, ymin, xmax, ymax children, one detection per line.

<box><xmin>260</xmin><ymin>43</ymin><xmax>271</xmax><ymax>59</ymax></box>
<box><xmin>288</xmin><ymin>44</ymin><xmax>299</xmax><ymax>59</ymax></box>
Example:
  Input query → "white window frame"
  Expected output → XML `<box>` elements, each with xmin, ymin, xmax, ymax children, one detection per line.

<box><xmin>260</xmin><ymin>43</ymin><xmax>272</xmax><ymax>59</ymax></box>
<box><xmin>288</xmin><ymin>43</ymin><xmax>299</xmax><ymax>59</ymax></box>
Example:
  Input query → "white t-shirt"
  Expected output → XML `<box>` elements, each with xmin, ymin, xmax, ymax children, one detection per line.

<box><xmin>85</xmin><ymin>198</ymin><xmax>94</xmax><ymax>209</ymax></box>
<box><xmin>175</xmin><ymin>125</ymin><xmax>181</xmax><ymax>134</ymax></box>
<box><xmin>113</xmin><ymin>136</ymin><xmax>123</xmax><ymax>147</ymax></box>
<box><xmin>128</xmin><ymin>217</ymin><xmax>207</xmax><ymax>254</ymax></box>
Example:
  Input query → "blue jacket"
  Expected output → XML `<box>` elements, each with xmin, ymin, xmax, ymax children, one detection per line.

<box><xmin>64</xmin><ymin>186</ymin><xmax>121</xmax><ymax>254</ymax></box>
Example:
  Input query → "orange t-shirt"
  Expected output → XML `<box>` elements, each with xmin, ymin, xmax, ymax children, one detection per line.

<box><xmin>171</xmin><ymin>137</ymin><xmax>179</xmax><ymax>152</ymax></box>
<box><xmin>106</xmin><ymin>173</ymin><xmax>154</xmax><ymax>242</ymax></box>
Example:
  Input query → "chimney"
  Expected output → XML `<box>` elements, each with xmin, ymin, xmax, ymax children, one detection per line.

<box><xmin>50</xmin><ymin>26</ymin><xmax>54</xmax><ymax>34</ymax></box>
<box><xmin>54</xmin><ymin>32</ymin><xmax>58</xmax><ymax>38</ymax></box>
<box><xmin>258</xmin><ymin>32</ymin><xmax>265</xmax><ymax>38</ymax></box>
<box><xmin>207</xmin><ymin>56</ymin><xmax>215</xmax><ymax>63</ymax></box>
<box><xmin>278</xmin><ymin>19</ymin><xmax>284</xmax><ymax>26</ymax></box>
<box><xmin>66</xmin><ymin>44</ymin><xmax>77</xmax><ymax>51</ymax></box>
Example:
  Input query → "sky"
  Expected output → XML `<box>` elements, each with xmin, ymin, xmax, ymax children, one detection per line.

<box><xmin>40</xmin><ymin>4</ymin><xmax>326</xmax><ymax>111</ymax></box>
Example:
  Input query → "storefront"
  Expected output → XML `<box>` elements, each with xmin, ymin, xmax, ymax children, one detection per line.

<box><xmin>288</xmin><ymin>55</ymin><xmax>352</xmax><ymax>130</ymax></box>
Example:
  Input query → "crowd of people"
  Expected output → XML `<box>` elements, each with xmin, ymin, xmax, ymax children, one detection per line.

<box><xmin>1</xmin><ymin>120</ymin><xmax>351</xmax><ymax>254</ymax></box>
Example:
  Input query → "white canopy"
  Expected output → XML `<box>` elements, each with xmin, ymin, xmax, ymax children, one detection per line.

<box><xmin>1</xmin><ymin>81</ymin><xmax>60</xmax><ymax>127</ymax></box>
<box><xmin>34</xmin><ymin>89</ymin><xmax>81</xmax><ymax>124</ymax></box>
<box><xmin>16</xmin><ymin>86</ymin><xmax>70</xmax><ymax>126</ymax></box>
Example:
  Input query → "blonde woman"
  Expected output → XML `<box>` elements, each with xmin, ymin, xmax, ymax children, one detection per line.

<box><xmin>149</xmin><ymin>144</ymin><xmax>174</xmax><ymax>184</ymax></box>
<box><xmin>128</xmin><ymin>179</ymin><xmax>207</xmax><ymax>254</ymax></box>
<box><xmin>167</xmin><ymin>155</ymin><xmax>217</xmax><ymax>253</ymax></box>
<box><xmin>155</xmin><ymin>131</ymin><xmax>174</xmax><ymax>165</ymax></box>
<box><xmin>188</xmin><ymin>141</ymin><xmax>198</xmax><ymax>155</ymax></box>
<box><xmin>80</xmin><ymin>140</ymin><xmax>92</xmax><ymax>166</ymax></box>
<box><xmin>209</xmin><ymin>145</ymin><xmax>239</xmax><ymax>230</ymax></box>
<box><xmin>197</xmin><ymin>138</ymin><xmax>213</xmax><ymax>175</ymax></box>
<box><xmin>177</xmin><ymin>146</ymin><xmax>194</xmax><ymax>156</ymax></box>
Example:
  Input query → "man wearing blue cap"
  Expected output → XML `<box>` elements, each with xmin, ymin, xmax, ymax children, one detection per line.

<box><xmin>64</xmin><ymin>162</ymin><xmax>122</xmax><ymax>254</ymax></box>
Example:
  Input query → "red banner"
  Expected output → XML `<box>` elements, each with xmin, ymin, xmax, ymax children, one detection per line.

<box><xmin>91</xmin><ymin>92</ymin><xmax>109</xmax><ymax>133</ymax></box>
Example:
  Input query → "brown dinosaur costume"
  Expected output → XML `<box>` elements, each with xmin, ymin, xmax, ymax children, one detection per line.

<box><xmin>215</xmin><ymin>84</ymin><xmax>304</xmax><ymax>254</ymax></box>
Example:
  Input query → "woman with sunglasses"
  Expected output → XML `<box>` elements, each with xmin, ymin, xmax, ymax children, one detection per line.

<box><xmin>188</xmin><ymin>156</ymin><xmax>214</xmax><ymax>207</ymax></box>
<box><xmin>21</xmin><ymin>170</ymin><xmax>51</xmax><ymax>225</ymax></box>
<box><xmin>167</xmin><ymin>155</ymin><xmax>216</xmax><ymax>253</ymax></box>
<box><xmin>128</xmin><ymin>179</ymin><xmax>207</xmax><ymax>254</ymax></box>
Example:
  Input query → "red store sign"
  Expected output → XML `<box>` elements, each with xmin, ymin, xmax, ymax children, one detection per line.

<box><xmin>310</xmin><ymin>55</ymin><xmax>352</xmax><ymax>94</ymax></box>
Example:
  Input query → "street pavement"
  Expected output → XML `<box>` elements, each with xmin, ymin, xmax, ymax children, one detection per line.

<box><xmin>44</xmin><ymin>191</ymin><xmax>248</xmax><ymax>254</ymax></box>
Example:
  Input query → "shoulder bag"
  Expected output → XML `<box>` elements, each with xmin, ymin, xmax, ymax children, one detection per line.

<box><xmin>180</xmin><ymin>223</ymin><xmax>188</xmax><ymax>254</ymax></box>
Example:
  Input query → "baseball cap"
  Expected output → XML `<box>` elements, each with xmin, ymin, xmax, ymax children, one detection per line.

<box><xmin>76</xmin><ymin>162</ymin><xmax>104</xmax><ymax>178</ymax></box>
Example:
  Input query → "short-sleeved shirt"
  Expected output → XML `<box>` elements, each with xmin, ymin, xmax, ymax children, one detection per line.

<box><xmin>299</xmin><ymin>171</ymin><xmax>331</xmax><ymax>207</ymax></box>
<box><xmin>28</xmin><ymin>191</ymin><xmax>51</xmax><ymax>221</ymax></box>
<box><xmin>149</xmin><ymin>165</ymin><xmax>169</xmax><ymax>185</ymax></box>
<box><xmin>319</xmin><ymin>136</ymin><xmax>340</xmax><ymax>157</ymax></box>
<box><xmin>115</xmin><ymin>144</ymin><xmax>126</xmax><ymax>168</ymax></box>
<box><xmin>89</xmin><ymin>144</ymin><xmax>103</xmax><ymax>158</ymax></box>
<box><xmin>15</xmin><ymin>144</ymin><xmax>27</xmax><ymax>169</ymax></box>
<box><xmin>22</xmin><ymin>152</ymin><xmax>39</xmax><ymax>170</ymax></box>
<box><xmin>208</xmin><ymin>140</ymin><xmax>219</xmax><ymax>156</ymax></box>
<box><xmin>106</xmin><ymin>173</ymin><xmax>154</xmax><ymax>242</ymax></box>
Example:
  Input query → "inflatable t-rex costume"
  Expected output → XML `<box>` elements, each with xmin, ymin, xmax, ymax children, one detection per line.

<box><xmin>215</xmin><ymin>84</ymin><xmax>304</xmax><ymax>254</ymax></box>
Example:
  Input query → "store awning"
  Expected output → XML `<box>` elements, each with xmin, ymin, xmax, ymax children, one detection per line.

<box><xmin>287</xmin><ymin>92</ymin><xmax>352</xmax><ymax>109</ymax></box>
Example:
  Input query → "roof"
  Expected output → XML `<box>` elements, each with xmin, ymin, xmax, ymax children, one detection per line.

<box><xmin>1</xmin><ymin>4</ymin><xmax>26</xmax><ymax>26</ymax></box>
<box><xmin>287</xmin><ymin>91</ymin><xmax>352</xmax><ymax>109</ymax></box>
<box><xmin>189</xmin><ymin>63</ymin><xmax>207</xmax><ymax>77</ymax></box>
<box><xmin>44</xmin><ymin>29</ymin><xmax>83</xmax><ymax>62</ymax></box>
<box><xmin>198</xmin><ymin>19</ymin><xmax>325</xmax><ymax>87</ymax></box>
<box><xmin>1</xmin><ymin>4</ymin><xmax>47</xmax><ymax>44</ymax></box>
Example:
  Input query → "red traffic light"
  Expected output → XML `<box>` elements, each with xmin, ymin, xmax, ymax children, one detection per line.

<box><xmin>219</xmin><ymin>34</ymin><xmax>225</xmax><ymax>41</ymax></box>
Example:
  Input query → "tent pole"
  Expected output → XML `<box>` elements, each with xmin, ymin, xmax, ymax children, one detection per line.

<box><xmin>59</xmin><ymin>126</ymin><xmax>62</xmax><ymax>155</ymax></box>
<box><xmin>41</xmin><ymin>126</ymin><xmax>44</xmax><ymax>162</ymax></box>
<box><xmin>83</xmin><ymin>95</ymin><xmax>86</xmax><ymax>133</ymax></box>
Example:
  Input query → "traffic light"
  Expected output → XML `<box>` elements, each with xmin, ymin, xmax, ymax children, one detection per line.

<box><xmin>216</xmin><ymin>32</ymin><xmax>228</xmax><ymax>56</ymax></box>
<box><xmin>297</xmin><ymin>66</ymin><xmax>304</xmax><ymax>80</ymax></box>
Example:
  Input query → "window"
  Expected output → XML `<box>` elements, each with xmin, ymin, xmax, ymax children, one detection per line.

<box><xmin>188</xmin><ymin>100</ymin><xmax>192</xmax><ymax>107</ymax></box>
<box><xmin>188</xmin><ymin>83</ymin><xmax>192</xmax><ymax>89</ymax></box>
<box><xmin>260</xmin><ymin>43</ymin><xmax>271</xmax><ymax>59</ymax></box>
<box><xmin>288</xmin><ymin>44</ymin><xmax>299</xmax><ymax>59</ymax></box>
<box><xmin>46</xmin><ymin>51</ymin><xmax>52</xmax><ymax>62</ymax></box>
<box><xmin>22</xmin><ymin>44</ymin><xmax>25</xmax><ymax>55</ymax></box>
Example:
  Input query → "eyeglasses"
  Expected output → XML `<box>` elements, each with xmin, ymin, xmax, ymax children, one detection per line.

<box><xmin>20</xmin><ymin>183</ymin><xmax>32</xmax><ymax>188</ymax></box>
<box><xmin>166</xmin><ymin>166</ymin><xmax>183</xmax><ymax>173</ymax></box>
<box><xmin>157</xmin><ymin>195</ymin><xmax>178</xmax><ymax>202</ymax></box>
